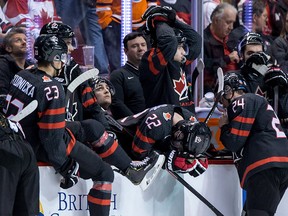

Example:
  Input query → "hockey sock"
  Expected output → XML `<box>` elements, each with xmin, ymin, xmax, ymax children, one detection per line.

<box><xmin>93</xmin><ymin>131</ymin><xmax>132</xmax><ymax>172</ymax></box>
<box><xmin>88</xmin><ymin>181</ymin><xmax>112</xmax><ymax>216</ymax></box>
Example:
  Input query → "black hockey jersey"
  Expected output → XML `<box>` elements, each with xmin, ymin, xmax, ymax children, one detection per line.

<box><xmin>139</xmin><ymin>20</ymin><xmax>201</xmax><ymax>113</ymax></box>
<box><xmin>220</xmin><ymin>93</ymin><xmax>288</xmax><ymax>189</ymax></box>
<box><xmin>4</xmin><ymin>69</ymin><xmax>71</xmax><ymax>171</ymax></box>
<box><xmin>241</xmin><ymin>66</ymin><xmax>268</xmax><ymax>96</ymax></box>
<box><xmin>241</xmin><ymin>66</ymin><xmax>288</xmax><ymax>136</ymax></box>
<box><xmin>55</xmin><ymin>59</ymin><xmax>109</xmax><ymax>128</ymax></box>
<box><xmin>118</xmin><ymin>104</ymin><xmax>196</xmax><ymax>159</ymax></box>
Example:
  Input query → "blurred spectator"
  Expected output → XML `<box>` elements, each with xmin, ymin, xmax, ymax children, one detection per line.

<box><xmin>0</xmin><ymin>7</ymin><xmax>13</xmax><ymax>42</ymax></box>
<box><xmin>231</xmin><ymin>0</ymin><xmax>273</xmax><ymax>57</ymax></box>
<box><xmin>109</xmin><ymin>32</ymin><xmax>147</xmax><ymax>120</ymax></box>
<box><xmin>54</xmin><ymin>0</ymin><xmax>110</xmax><ymax>75</ymax></box>
<box><xmin>140</xmin><ymin>6</ymin><xmax>201</xmax><ymax>113</ymax></box>
<box><xmin>96</xmin><ymin>0</ymin><xmax>157</xmax><ymax>72</ymax></box>
<box><xmin>158</xmin><ymin>0</ymin><xmax>191</xmax><ymax>24</ymax></box>
<box><xmin>203</xmin><ymin>0</ymin><xmax>221</xmax><ymax>28</ymax></box>
<box><xmin>0</xmin><ymin>27</ymin><xmax>32</xmax><ymax>108</ymax></box>
<box><xmin>203</xmin><ymin>3</ymin><xmax>239</xmax><ymax>93</ymax></box>
<box><xmin>3</xmin><ymin>0</ymin><xmax>61</xmax><ymax>61</ymax></box>
<box><xmin>267</xmin><ymin>0</ymin><xmax>288</xmax><ymax>38</ymax></box>
<box><xmin>271</xmin><ymin>11</ymin><xmax>288</xmax><ymax>72</ymax></box>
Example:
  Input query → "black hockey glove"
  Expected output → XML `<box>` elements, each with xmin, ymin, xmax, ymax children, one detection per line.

<box><xmin>142</xmin><ymin>5</ymin><xmax>176</xmax><ymax>33</ymax></box>
<box><xmin>245</xmin><ymin>52</ymin><xmax>270</xmax><ymax>67</ymax></box>
<box><xmin>166</xmin><ymin>150</ymin><xmax>208</xmax><ymax>177</ymax></box>
<box><xmin>0</xmin><ymin>113</ymin><xmax>25</xmax><ymax>141</ymax></box>
<box><xmin>244</xmin><ymin>52</ymin><xmax>270</xmax><ymax>76</ymax></box>
<box><xmin>264</xmin><ymin>66</ymin><xmax>288</xmax><ymax>89</ymax></box>
<box><xmin>59</xmin><ymin>159</ymin><xmax>79</xmax><ymax>189</ymax></box>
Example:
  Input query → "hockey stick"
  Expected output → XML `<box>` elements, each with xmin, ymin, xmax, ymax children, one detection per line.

<box><xmin>191</xmin><ymin>58</ymin><xmax>204</xmax><ymax>98</ymax></box>
<box><xmin>139</xmin><ymin>153</ymin><xmax>166</xmax><ymax>191</ymax></box>
<box><xmin>167</xmin><ymin>170</ymin><xmax>224</xmax><ymax>216</ymax></box>
<box><xmin>273</xmin><ymin>86</ymin><xmax>279</xmax><ymax>115</ymax></box>
<box><xmin>204</xmin><ymin>67</ymin><xmax>224</xmax><ymax>124</ymax></box>
<box><xmin>65</xmin><ymin>68</ymin><xmax>99</xmax><ymax>113</ymax></box>
<box><xmin>11</xmin><ymin>100</ymin><xmax>38</xmax><ymax>122</ymax></box>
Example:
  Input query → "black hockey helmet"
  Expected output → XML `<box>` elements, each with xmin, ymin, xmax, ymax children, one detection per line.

<box><xmin>90</xmin><ymin>77</ymin><xmax>115</xmax><ymax>96</ymax></box>
<box><xmin>34</xmin><ymin>35</ymin><xmax>68</xmax><ymax>64</ymax></box>
<box><xmin>223</xmin><ymin>72</ymin><xmax>248</xmax><ymax>96</ymax></box>
<box><xmin>40</xmin><ymin>22</ymin><xmax>77</xmax><ymax>48</ymax></box>
<box><xmin>174</xmin><ymin>28</ymin><xmax>186</xmax><ymax>44</ymax></box>
<box><xmin>40</xmin><ymin>22</ymin><xmax>74</xmax><ymax>38</ymax></box>
<box><xmin>171</xmin><ymin>120</ymin><xmax>211</xmax><ymax>155</ymax></box>
<box><xmin>238</xmin><ymin>32</ymin><xmax>266</xmax><ymax>56</ymax></box>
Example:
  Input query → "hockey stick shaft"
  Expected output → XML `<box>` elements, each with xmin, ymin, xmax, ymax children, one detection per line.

<box><xmin>204</xmin><ymin>91</ymin><xmax>223</xmax><ymax>124</ymax></box>
<box><xmin>274</xmin><ymin>86</ymin><xmax>279</xmax><ymax>115</ymax></box>
<box><xmin>190</xmin><ymin>59</ymin><xmax>204</xmax><ymax>99</ymax></box>
<box><xmin>11</xmin><ymin>100</ymin><xmax>38</xmax><ymax>122</ymax></box>
<box><xmin>167</xmin><ymin>170</ymin><xmax>224</xmax><ymax>216</ymax></box>
<box><xmin>204</xmin><ymin>67</ymin><xmax>224</xmax><ymax>124</ymax></box>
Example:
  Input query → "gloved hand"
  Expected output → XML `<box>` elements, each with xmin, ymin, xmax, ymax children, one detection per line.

<box><xmin>189</xmin><ymin>156</ymin><xmax>208</xmax><ymax>177</ymax></box>
<box><xmin>59</xmin><ymin>159</ymin><xmax>79</xmax><ymax>189</ymax></box>
<box><xmin>142</xmin><ymin>5</ymin><xmax>176</xmax><ymax>33</ymax></box>
<box><xmin>167</xmin><ymin>150</ymin><xmax>199</xmax><ymax>173</ymax></box>
<box><xmin>245</xmin><ymin>52</ymin><xmax>270</xmax><ymax>67</ymax></box>
<box><xmin>245</xmin><ymin>52</ymin><xmax>270</xmax><ymax>76</ymax></box>
<box><xmin>264</xmin><ymin>66</ymin><xmax>288</xmax><ymax>89</ymax></box>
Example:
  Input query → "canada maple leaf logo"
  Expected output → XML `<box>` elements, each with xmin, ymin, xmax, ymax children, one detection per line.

<box><xmin>255</xmin><ymin>86</ymin><xmax>267</xmax><ymax>98</ymax></box>
<box><xmin>39</xmin><ymin>9</ymin><xmax>51</xmax><ymax>25</ymax></box>
<box><xmin>163</xmin><ymin>112</ymin><xmax>172</xmax><ymax>121</ymax></box>
<box><xmin>172</xmin><ymin>74</ymin><xmax>188</xmax><ymax>100</ymax></box>
<box><xmin>42</xmin><ymin>76</ymin><xmax>52</xmax><ymax>82</ymax></box>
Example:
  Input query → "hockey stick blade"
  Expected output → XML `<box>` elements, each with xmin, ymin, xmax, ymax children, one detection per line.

<box><xmin>167</xmin><ymin>170</ymin><xmax>224</xmax><ymax>216</ymax></box>
<box><xmin>65</xmin><ymin>68</ymin><xmax>99</xmax><ymax>106</ymax></box>
<box><xmin>11</xmin><ymin>100</ymin><xmax>38</xmax><ymax>122</ymax></box>
<box><xmin>191</xmin><ymin>58</ymin><xmax>204</xmax><ymax>98</ymax></box>
<box><xmin>140</xmin><ymin>153</ymin><xmax>165</xmax><ymax>191</ymax></box>
<box><xmin>204</xmin><ymin>67</ymin><xmax>224</xmax><ymax>124</ymax></box>
<box><xmin>216</xmin><ymin>67</ymin><xmax>224</xmax><ymax>94</ymax></box>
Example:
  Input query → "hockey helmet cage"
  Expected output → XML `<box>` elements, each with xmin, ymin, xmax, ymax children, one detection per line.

<box><xmin>34</xmin><ymin>35</ymin><xmax>68</xmax><ymax>64</ymax></box>
<box><xmin>223</xmin><ymin>72</ymin><xmax>248</xmax><ymax>95</ymax></box>
<box><xmin>171</xmin><ymin>120</ymin><xmax>211</xmax><ymax>155</ymax></box>
<box><xmin>238</xmin><ymin>32</ymin><xmax>266</xmax><ymax>55</ymax></box>
<box><xmin>90</xmin><ymin>77</ymin><xmax>115</xmax><ymax>96</ymax></box>
<box><xmin>40</xmin><ymin>22</ymin><xmax>77</xmax><ymax>48</ymax></box>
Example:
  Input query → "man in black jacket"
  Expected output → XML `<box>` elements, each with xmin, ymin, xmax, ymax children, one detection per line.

<box><xmin>203</xmin><ymin>2</ymin><xmax>238</xmax><ymax>93</ymax></box>
<box><xmin>109</xmin><ymin>32</ymin><xmax>147</xmax><ymax>119</ymax></box>
<box><xmin>0</xmin><ymin>27</ymin><xmax>32</xmax><ymax>108</ymax></box>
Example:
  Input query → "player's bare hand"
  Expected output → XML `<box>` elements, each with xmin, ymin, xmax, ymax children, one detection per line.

<box><xmin>229</xmin><ymin>51</ymin><xmax>240</xmax><ymax>63</ymax></box>
<box><xmin>219</xmin><ymin>112</ymin><xmax>229</xmax><ymax>128</ymax></box>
